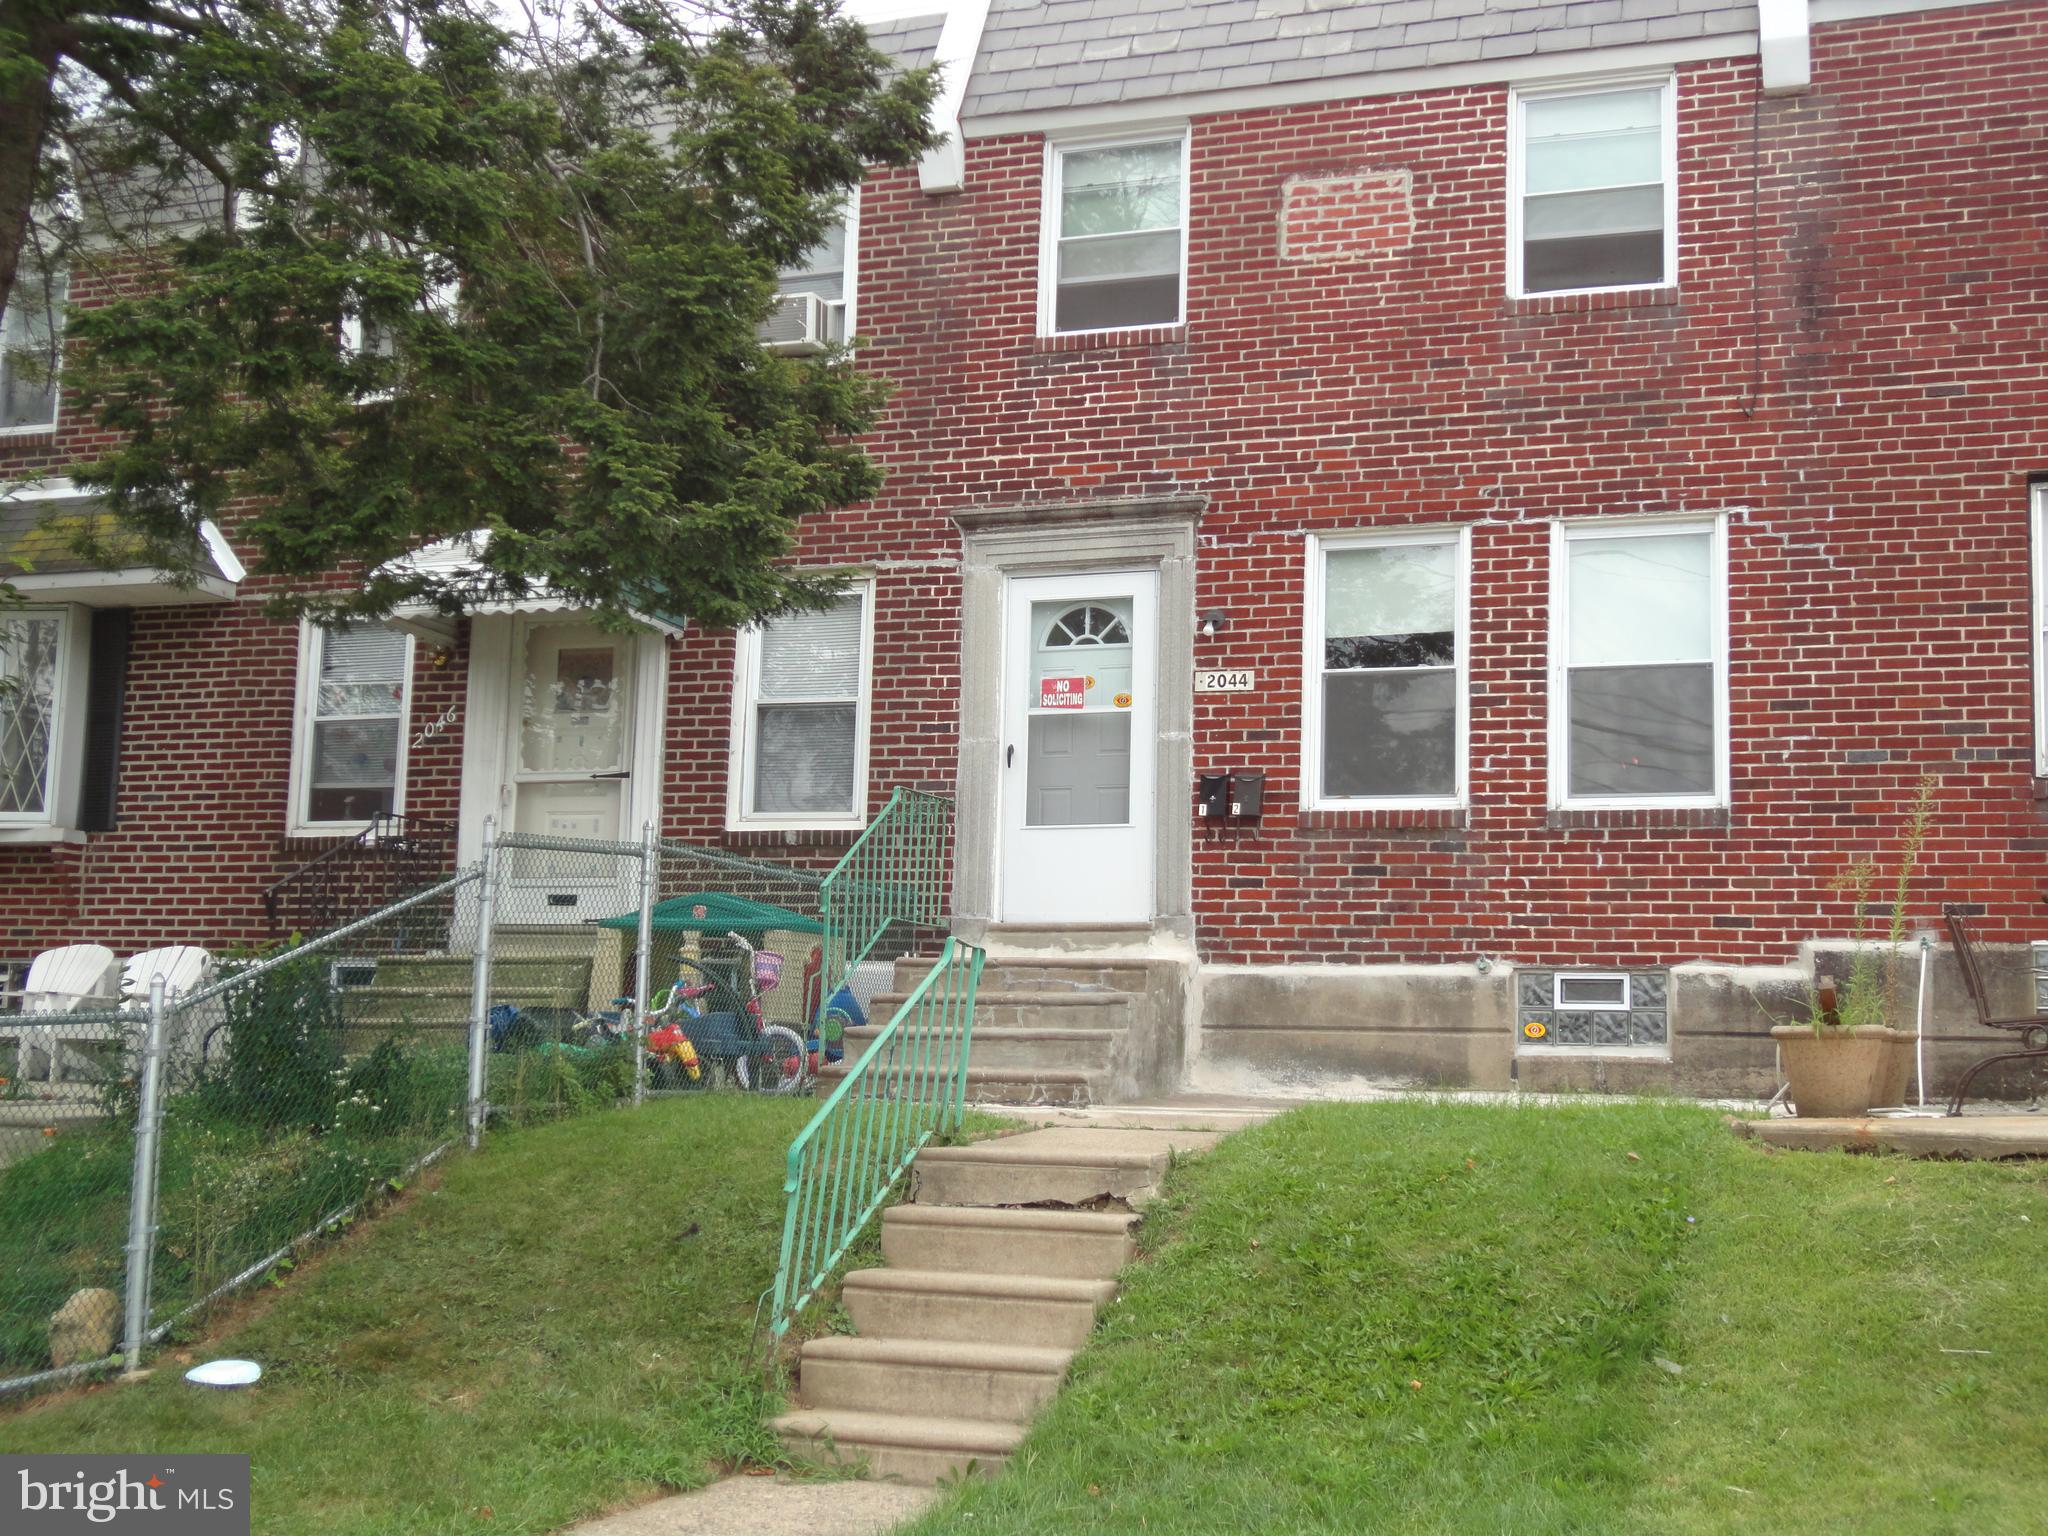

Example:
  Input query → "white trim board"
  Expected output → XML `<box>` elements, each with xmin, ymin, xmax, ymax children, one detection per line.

<box><xmin>918</xmin><ymin>0</ymin><xmax>994</xmax><ymax>194</ymax></box>
<box><xmin>2031</xmin><ymin>483</ymin><xmax>2047</xmax><ymax>778</ymax></box>
<box><xmin>1813</xmin><ymin>0</ymin><xmax>2014</xmax><ymax>19</ymax></box>
<box><xmin>4</xmin><ymin>571</ymin><xmax>236</xmax><ymax>605</ymax></box>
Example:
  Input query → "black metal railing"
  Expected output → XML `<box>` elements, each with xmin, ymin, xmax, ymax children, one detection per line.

<box><xmin>264</xmin><ymin>813</ymin><xmax>459</xmax><ymax>940</ymax></box>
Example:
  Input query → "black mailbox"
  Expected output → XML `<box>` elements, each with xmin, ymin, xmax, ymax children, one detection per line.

<box><xmin>1229</xmin><ymin>770</ymin><xmax>1266</xmax><ymax>819</ymax></box>
<box><xmin>1198</xmin><ymin>772</ymin><xmax>1230</xmax><ymax>820</ymax></box>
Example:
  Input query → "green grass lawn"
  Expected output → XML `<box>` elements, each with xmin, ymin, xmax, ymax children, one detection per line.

<box><xmin>0</xmin><ymin>1096</ymin><xmax>817</xmax><ymax>1535</ymax></box>
<box><xmin>903</xmin><ymin>1101</ymin><xmax>2048</xmax><ymax>1536</ymax></box>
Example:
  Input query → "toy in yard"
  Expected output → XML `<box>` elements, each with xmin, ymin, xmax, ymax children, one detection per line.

<box><xmin>791</xmin><ymin>947</ymin><xmax>857</xmax><ymax>1073</ymax></box>
<box><xmin>644</xmin><ymin>1018</ymin><xmax>702</xmax><ymax>1085</ymax></box>
<box><xmin>588</xmin><ymin>893</ymin><xmax>821</xmax><ymax>1093</ymax></box>
<box><xmin>640</xmin><ymin>932</ymin><xmax>809</xmax><ymax>1094</ymax></box>
<box><xmin>813</xmin><ymin>978</ymin><xmax>864</xmax><ymax>1070</ymax></box>
<box><xmin>488</xmin><ymin>1002</ymin><xmax>627</xmax><ymax>1057</ymax></box>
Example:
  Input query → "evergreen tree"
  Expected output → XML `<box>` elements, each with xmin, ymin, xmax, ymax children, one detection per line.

<box><xmin>2</xmin><ymin>0</ymin><xmax>934</xmax><ymax>624</ymax></box>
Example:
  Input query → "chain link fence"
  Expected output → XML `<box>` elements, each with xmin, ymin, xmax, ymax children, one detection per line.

<box><xmin>0</xmin><ymin>823</ymin><xmax>908</xmax><ymax>1403</ymax></box>
<box><xmin>0</xmin><ymin>873</ymin><xmax>477</xmax><ymax>1401</ymax></box>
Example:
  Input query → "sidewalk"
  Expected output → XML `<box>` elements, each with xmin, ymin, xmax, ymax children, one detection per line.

<box><xmin>568</xmin><ymin>1475</ymin><xmax>937</xmax><ymax>1536</ymax></box>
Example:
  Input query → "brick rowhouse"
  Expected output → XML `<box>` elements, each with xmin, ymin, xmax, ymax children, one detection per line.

<box><xmin>4</xmin><ymin>0</ymin><xmax>2044</xmax><ymax>1096</ymax></box>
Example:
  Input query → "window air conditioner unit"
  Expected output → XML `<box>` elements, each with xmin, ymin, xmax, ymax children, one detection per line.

<box><xmin>760</xmin><ymin>291</ymin><xmax>828</xmax><ymax>355</ymax></box>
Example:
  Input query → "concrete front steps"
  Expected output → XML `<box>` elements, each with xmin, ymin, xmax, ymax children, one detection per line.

<box><xmin>817</xmin><ymin>952</ymin><xmax>1185</xmax><ymax>1108</ymax></box>
<box><xmin>335</xmin><ymin>953</ymin><xmax>597</xmax><ymax>1035</ymax></box>
<box><xmin>773</xmin><ymin>1125</ymin><xmax>1223</xmax><ymax>1483</ymax></box>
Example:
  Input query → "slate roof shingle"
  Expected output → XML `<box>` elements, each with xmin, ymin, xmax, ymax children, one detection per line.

<box><xmin>877</xmin><ymin>0</ymin><xmax>1760</xmax><ymax>121</ymax></box>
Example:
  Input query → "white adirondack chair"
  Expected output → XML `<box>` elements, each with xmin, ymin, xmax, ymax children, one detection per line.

<box><xmin>121</xmin><ymin>945</ymin><xmax>213</xmax><ymax>1004</ymax></box>
<box><xmin>15</xmin><ymin>944</ymin><xmax>119</xmax><ymax>1084</ymax></box>
<box><xmin>122</xmin><ymin>946</ymin><xmax>216</xmax><ymax>1071</ymax></box>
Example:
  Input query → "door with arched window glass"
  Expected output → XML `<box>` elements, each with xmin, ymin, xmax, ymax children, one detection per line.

<box><xmin>999</xmin><ymin>570</ymin><xmax>1157</xmax><ymax>922</ymax></box>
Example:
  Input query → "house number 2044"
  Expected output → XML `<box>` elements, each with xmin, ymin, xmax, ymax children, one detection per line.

<box><xmin>1196</xmin><ymin>670</ymin><xmax>1255</xmax><ymax>694</ymax></box>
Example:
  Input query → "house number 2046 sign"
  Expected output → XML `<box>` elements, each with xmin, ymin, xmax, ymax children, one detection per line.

<box><xmin>1196</xmin><ymin>669</ymin><xmax>1255</xmax><ymax>694</ymax></box>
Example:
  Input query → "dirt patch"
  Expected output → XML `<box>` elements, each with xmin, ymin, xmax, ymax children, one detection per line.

<box><xmin>0</xmin><ymin>1160</ymin><xmax>448</xmax><ymax>1422</ymax></box>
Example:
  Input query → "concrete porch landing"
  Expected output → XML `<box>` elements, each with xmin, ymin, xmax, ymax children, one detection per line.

<box><xmin>1738</xmin><ymin>1113</ymin><xmax>2048</xmax><ymax>1159</ymax></box>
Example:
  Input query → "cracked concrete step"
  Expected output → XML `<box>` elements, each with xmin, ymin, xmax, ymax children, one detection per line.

<box><xmin>842</xmin><ymin>1267</ymin><xmax>1118</xmax><ymax>1349</ymax></box>
<box><xmin>772</xmin><ymin>1406</ymin><xmax>1022</xmax><ymax>1483</ymax></box>
<box><xmin>912</xmin><ymin>1126</ymin><xmax>1218</xmax><ymax>1205</ymax></box>
<box><xmin>881</xmin><ymin>1204</ymin><xmax>1139</xmax><ymax>1280</ymax></box>
<box><xmin>798</xmin><ymin>1335</ymin><xmax>1073</xmax><ymax>1422</ymax></box>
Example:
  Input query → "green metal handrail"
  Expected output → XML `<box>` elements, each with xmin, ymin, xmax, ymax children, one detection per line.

<box><xmin>818</xmin><ymin>787</ymin><xmax>952</xmax><ymax>1004</ymax></box>
<box><xmin>764</xmin><ymin>937</ymin><xmax>985</xmax><ymax>1339</ymax></box>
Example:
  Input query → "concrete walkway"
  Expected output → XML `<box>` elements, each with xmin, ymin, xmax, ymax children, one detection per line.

<box><xmin>565</xmin><ymin>1476</ymin><xmax>938</xmax><ymax>1536</ymax></box>
<box><xmin>1739</xmin><ymin>1111</ymin><xmax>2048</xmax><ymax>1158</ymax></box>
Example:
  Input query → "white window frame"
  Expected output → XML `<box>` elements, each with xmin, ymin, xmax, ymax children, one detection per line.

<box><xmin>340</xmin><ymin>269</ymin><xmax>458</xmax><ymax>404</ymax></box>
<box><xmin>1301</xmin><ymin>526</ymin><xmax>1471</xmax><ymax>812</ymax></box>
<box><xmin>0</xmin><ymin>602</ymin><xmax>88</xmax><ymax>830</ymax></box>
<box><xmin>1548</xmin><ymin>512</ymin><xmax>1730</xmax><ymax>812</ymax></box>
<box><xmin>0</xmin><ymin>267</ymin><xmax>66</xmax><ymax>438</ymax></box>
<box><xmin>725</xmin><ymin>576</ymin><xmax>877</xmax><ymax>832</ymax></box>
<box><xmin>1038</xmin><ymin>127</ymin><xmax>1191</xmax><ymax>339</ymax></box>
<box><xmin>1506</xmin><ymin>74</ymin><xmax>1679</xmax><ymax>301</ymax></box>
<box><xmin>774</xmin><ymin>186</ymin><xmax>861</xmax><ymax>347</ymax></box>
<box><xmin>2032</xmin><ymin>483</ymin><xmax>2048</xmax><ymax>776</ymax></box>
<box><xmin>287</xmin><ymin>618</ymin><xmax>417</xmax><ymax>837</ymax></box>
<box><xmin>1554</xmin><ymin>972</ymin><xmax>1631</xmax><ymax>1011</ymax></box>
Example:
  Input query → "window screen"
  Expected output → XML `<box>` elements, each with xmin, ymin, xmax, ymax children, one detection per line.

<box><xmin>0</xmin><ymin>270</ymin><xmax>64</xmax><ymax>429</ymax></box>
<box><xmin>1319</xmin><ymin>540</ymin><xmax>1458</xmax><ymax>799</ymax></box>
<box><xmin>1053</xmin><ymin>139</ymin><xmax>1184</xmax><ymax>333</ymax></box>
<box><xmin>0</xmin><ymin>613</ymin><xmax>62</xmax><ymax>817</ymax></box>
<box><xmin>749</xmin><ymin>593</ymin><xmax>865</xmax><ymax>817</ymax></box>
<box><xmin>773</xmin><ymin>206</ymin><xmax>852</xmax><ymax>345</ymax></box>
<box><xmin>1563</xmin><ymin>530</ymin><xmax>1716</xmax><ymax>799</ymax></box>
<box><xmin>1518</xmin><ymin>86</ymin><xmax>1668</xmax><ymax>294</ymax></box>
<box><xmin>305</xmin><ymin>625</ymin><xmax>408</xmax><ymax>823</ymax></box>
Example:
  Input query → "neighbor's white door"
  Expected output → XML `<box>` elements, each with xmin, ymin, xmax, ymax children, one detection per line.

<box><xmin>502</xmin><ymin>617</ymin><xmax>637</xmax><ymax>915</ymax></box>
<box><xmin>998</xmin><ymin>570</ymin><xmax>1157</xmax><ymax>924</ymax></box>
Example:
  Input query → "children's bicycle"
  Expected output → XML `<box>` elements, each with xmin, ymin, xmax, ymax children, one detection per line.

<box><xmin>644</xmin><ymin>930</ymin><xmax>808</xmax><ymax>1095</ymax></box>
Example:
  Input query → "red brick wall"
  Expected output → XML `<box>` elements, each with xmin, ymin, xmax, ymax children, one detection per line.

<box><xmin>659</xmin><ymin>0</ymin><xmax>2048</xmax><ymax>966</ymax></box>
<box><xmin>0</xmin><ymin>255</ymin><xmax>469</xmax><ymax>955</ymax></box>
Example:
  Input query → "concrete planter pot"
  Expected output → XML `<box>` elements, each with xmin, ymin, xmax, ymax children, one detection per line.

<box><xmin>1879</xmin><ymin>1031</ymin><xmax>1917</xmax><ymax>1109</ymax></box>
<box><xmin>1770</xmin><ymin>1024</ymin><xmax>1916</xmax><ymax>1117</ymax></box>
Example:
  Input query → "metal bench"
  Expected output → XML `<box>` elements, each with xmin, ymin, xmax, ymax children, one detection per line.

<box><xmin>1942</xmin><ymin>903</ymin><xmax>2048</xmax><ymax>1116</ymax></box>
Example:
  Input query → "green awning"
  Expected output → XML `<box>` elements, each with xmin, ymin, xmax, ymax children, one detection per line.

<box><xmin>589</xmin><ymin>892</ymin><xmax>823</xmax><ymax>934</ymax></box>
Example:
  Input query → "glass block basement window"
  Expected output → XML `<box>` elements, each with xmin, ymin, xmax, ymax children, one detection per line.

<box><xmin>1517</xmin><ymin>970</ymin><xmax>1669</xmax><ymax>1048</ymax></box>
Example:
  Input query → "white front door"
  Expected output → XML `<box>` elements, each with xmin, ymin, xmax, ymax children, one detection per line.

<box><xmin>510</xmin><ymin>618</ymin><xmax>632</xmax><ymax>847</ymax></box>
<box><xmin>999</xmin><ymin>570</ymin><xmax>1157</xmax><ymax>924</ymax></box>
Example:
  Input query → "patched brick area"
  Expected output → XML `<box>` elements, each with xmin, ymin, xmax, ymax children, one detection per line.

<box><xmin>5</xmin><ymin>3</ymin><xmax>2047</xmax><ymax>983</ymax></box>
<box><xmin>1278</xmin><ymin>170</ymin><xmax>1413</xmax><ymax>264</ymax></box>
